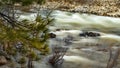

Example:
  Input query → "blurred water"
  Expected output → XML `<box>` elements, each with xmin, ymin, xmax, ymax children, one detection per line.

<box><xmin>50</xmin><ymin>10</ymin><xmax>120</xmax><ymax>33</ymax></box>
<box><xmin>49</xmin><ymin>10</ymin><xmax>120</xmax><ymax>44</ymax></box>
<box><xmin>48</xmin><ymin>10</ymin><xmax>120</xmax><ymax>68</ymax></box>
<box><xmin>18</xmin><ymin>10</ymin><xmax>120</xmax><ymax>42</ymax></box>
<box><xmin>18</xmin><ymin>10</ymin><xmax>120</xmax><ymax>68</ymax></box>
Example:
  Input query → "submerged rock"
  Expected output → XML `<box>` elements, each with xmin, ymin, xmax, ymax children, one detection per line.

<box><xmin>64</xmin><ymin>35</ymin><xmax>74</xmax><ymax>45</ymax></box>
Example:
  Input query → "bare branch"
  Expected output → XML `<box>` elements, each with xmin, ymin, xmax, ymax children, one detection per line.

<box><xmin>106</xmin><ymin>48</ymin><xmax>120</xmax><ymax>68</ymax></box>
<box><xmin>48</xmin><ymin>46</ymin><xmax>68</xmax><ymax>67</ymax></box>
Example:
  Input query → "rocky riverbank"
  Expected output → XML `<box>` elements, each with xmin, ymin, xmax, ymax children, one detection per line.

<box><xmin>40</xmin><ymin>0</ymin><xmax>120</xmax><ymax>17</ymax></box>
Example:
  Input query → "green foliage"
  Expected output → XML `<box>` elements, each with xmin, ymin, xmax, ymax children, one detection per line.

<box><xmin>0</xmin><ymin>0</ymin><xmax>52</xmax><ymax>67</ymax></box>
<box><xmin>18</xmin><ymin>57</ymin><xmax>26</xmax><ymax>64</ymax></box>
<box><xmin>35</xmin><ymin>55</ymin><xmax>41</xmax><ymax>61</ymax></box>
<box><xmin>0</xmin><ymin>11</ymin><xmax>53</xmax><ymax>56</ymax></box>
<box><xmin>35</xmin><ymin>15</ymin><xmax>43</xmax><ymax>22</ymax></box>
<box><xmin>28</xmin><ymin>51</ymin><xmax>37</xmax><ymax>60</ymax></box>
<box><xmin>22</xmin><ymin>0</ymin><xmax>34</xmax><ymax>6</ymax></box>
<box><xmin>35</xmin><ymin>0</ymin><xmax>46</xmax><ymax>5</ymax></box>
<box><xmin>6</xmin><ymin>46</ymin><xmax>17</xmax><ymax>55</ymax></box>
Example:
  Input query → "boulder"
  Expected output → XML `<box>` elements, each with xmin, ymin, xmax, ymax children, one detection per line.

<box><xmin>0</xmin><ymin>56</ymin><xmax>7</xmax><ymax>66</ymax></box>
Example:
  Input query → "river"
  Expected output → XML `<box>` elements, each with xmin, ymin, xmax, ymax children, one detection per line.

<box><xmin>19</xmin><ymin>10</ymin><xmax>120</xmax><ymax>68</ymax></box>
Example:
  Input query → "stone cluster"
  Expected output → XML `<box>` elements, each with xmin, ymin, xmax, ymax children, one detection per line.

<box><xmin>41</xmin><ymin>0</ymin><xmax>120</xmax><ymax>17</ymax></box>
<box><xmin>79</xmin><ymin>31</ymin><xmax>100</xmax><ymax>37</ymax></box>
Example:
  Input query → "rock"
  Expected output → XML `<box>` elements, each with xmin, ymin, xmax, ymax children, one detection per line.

<box><xmin>79</xmin><ymin>33</ymin><xmax>86</xmax><ymax>37</ymax></box>
<box><xmin>87</xmin><ymin>32</ymin><xmax>96</xmax><ymax>37</ymax></box>
<box><xmin>0</xmin><ymin>56</ymin><xmax>7</xmax><ymax>66</ymax></box>
<box><xmin>87</xmin><ymin>32</ymin><xmax>101</xmax><ymax>37</ymax></box>
<box><xmin>44</xmin><ymin>1</ymin><xmax>120</xmax><ymax>17</ymax></box>
<box><xmin>95</xmin><ymin>33</ymin><xmax>100</xmax><ymax>36</ymax></box>
<box><xmin>79</xmin><ymin>31</ymin><xmax>100</xmax><ymax>37</ymax></box>
<box><xmin>64</xmin><ymin>35</ymin><xmax>73</xmax><ymax>45</ymax></box>
<box><xmin>56</xmin><ymin>29</ymin><xmax>61</xmax><ymax>31</ymax></box>
<box><xmin>49</xmin><ymin>33</ymin><xmax>56</xmax><ymax>38</ymax></box>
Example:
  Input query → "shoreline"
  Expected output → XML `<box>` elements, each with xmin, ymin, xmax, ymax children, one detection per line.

<box><xmin>39</xmin><ymin>1</ymin><xmax>120</xmax><ymax>18</ymax></box>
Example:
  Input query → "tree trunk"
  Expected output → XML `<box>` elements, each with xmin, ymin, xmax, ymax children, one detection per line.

<box><xmin>28</xmin><ymin>58</ymin><xmax>33</xmax><ymax>68</ymax></box>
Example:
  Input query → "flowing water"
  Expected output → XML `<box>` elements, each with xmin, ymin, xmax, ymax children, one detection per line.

<box><xmin>49</xmin><ymin>11</ymin><xmax>120</xmax><ymax>68</ymax></box>
<box><xmin>19</xmin><ymin>10</ymin><xmax>120</xmax><ymax>68</ymax></box>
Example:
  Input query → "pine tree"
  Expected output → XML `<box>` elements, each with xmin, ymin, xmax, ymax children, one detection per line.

<box><xmin>0</xmin><ymin>0</ymin><xmax>52</xmax><ymax>67</ymax></box>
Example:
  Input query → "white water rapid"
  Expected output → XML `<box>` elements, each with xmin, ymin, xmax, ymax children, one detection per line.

<box><xmin>19</xmin><ymin>10</ymin><xmax>120</xmax><ymax>68</ymax></box>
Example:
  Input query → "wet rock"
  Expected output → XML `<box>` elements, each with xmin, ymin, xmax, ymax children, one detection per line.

<box><xmin>95</xmin><ymin>33</ymin><xmax>100</xmax><ymax>36</ymax></box>
<box><xmin>49</xmin><ymin>33</ymin><xmax>56</xmax><ymax>38</ymax></box>
<box><xmin>64</xmin><ymin>38</ymin><xmax>72</xmax><ymax>45</ymax></box>
<box><xmin>0</xmin><ymin>56</ymin><xmax>7</xmax><ymax>66</ymax></box>
<box><xmin>87</xmin><ymin>32</ymin><xmax>96</xmax><ymax>37</ymax></box>
<box><xmin>79</xmin><ymin>33</ymin><xmax>86</xmax><ymax>37</ymax></box>
<box><xmin>79</xmin><ymin>31</ymin><xmax>101</xmax><ymax>37</ymax></box>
